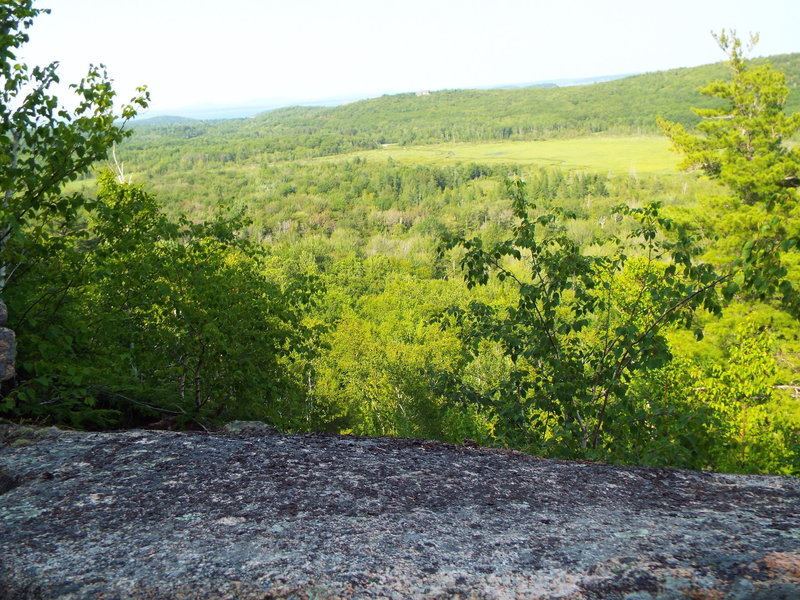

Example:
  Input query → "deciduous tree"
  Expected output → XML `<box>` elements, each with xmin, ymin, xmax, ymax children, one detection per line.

<box><xmin>0</xmin><ymin>2</ymin><xmax>149</xmax><ymax>292</ymax></box>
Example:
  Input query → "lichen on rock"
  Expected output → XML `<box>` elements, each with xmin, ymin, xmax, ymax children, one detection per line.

<box><xmin>0</xmin><ymin>425</ymin><xmax>798</xmax><ymax>599</ymax></box>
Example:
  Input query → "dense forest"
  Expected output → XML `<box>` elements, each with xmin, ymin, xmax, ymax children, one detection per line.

<box><xmin>2</xmin><ymin>4</ymin><xmax>799</xmax><ymax>475</ymax></box>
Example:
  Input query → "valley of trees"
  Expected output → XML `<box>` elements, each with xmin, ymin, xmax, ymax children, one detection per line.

<box><xmin>1</xmin><ymin>4</ymin><xmax>798</xmax><ymax>475</ymax></box>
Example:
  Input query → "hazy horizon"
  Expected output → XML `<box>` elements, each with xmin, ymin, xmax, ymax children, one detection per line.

<box><xmin>135</xmin><ymin>72</ymin><xmax>638</xmax><ymax>120</ymax></box>
<box><xmin>24</xmin><ymin>0</ymin><xmax>800</xmax><ymax>116</ymax></box>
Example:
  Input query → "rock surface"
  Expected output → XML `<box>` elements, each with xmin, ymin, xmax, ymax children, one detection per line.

<box><xmin>0</xmin><ymin>300</ymin><xmax>15</xmax><ymax>381</ymax></box>
<box><xmin>0</xmin><ymin>424</ymin><xmax>798</xmax><ymax>600</ymax></box>
<box><xmin>0</xmin><ymin>327</ymin><xmax>16</xmax><ymax>381</ymax></box>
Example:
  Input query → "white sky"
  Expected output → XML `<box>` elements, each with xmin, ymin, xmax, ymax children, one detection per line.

<box><xmin>20</xmin><ymin>0</ymin><xmax>800</xmax><ymax>113</ymax></box>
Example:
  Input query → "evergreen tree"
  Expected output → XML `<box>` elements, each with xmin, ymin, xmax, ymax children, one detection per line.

<box><xmin>658</xmin><ymin>31</ymin><xmax>800</xmax><ymax>315</ymax></box>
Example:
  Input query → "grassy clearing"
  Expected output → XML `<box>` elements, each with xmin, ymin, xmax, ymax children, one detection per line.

<box><xmin>68</xmin><ymin>135</ymin><xmax>682</xmax><ymax>202</ymax></box>
<box><xmin>334</xmin><ymin>135</ymin><xmax>680</xmax><ymax>175</ymax></box>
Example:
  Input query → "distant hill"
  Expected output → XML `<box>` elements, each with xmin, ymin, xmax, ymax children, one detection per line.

<box><xmin>475</xmin><ymin>73</ymin><xmax>634</xmax><ymax>90</ymax></box>
<box><xmin>130</xmin><ymin>115</ymin><xmax>198</xmax><ymax>127</ymax></box>
<box><xmin>135</xmin><ymin>93</ymin><xmax>380</xmax><ymax>121</ymax></box>
<box><xmin>249</xmin><ymin>54</ymin><xmax>799</xmax><ymax>141</ymax></box>
<box><xmin>132</xmin><ymin>75</ymin><xmax>636</xmax><ymax>122</ymax></box>
<box><xmin>122</xmin><ymin>54</ymin><xmax>800</xmax><ymax>161</ymax></box>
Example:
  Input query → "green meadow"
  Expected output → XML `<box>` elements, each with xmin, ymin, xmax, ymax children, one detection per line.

<box><xmin>70</xmin><ymin>135</ymin><xmax>681</xmax><ymax>202</ymax></box>
<box><xmin>336</xmin><ymin>135</ymin><xmax>680</xmax><ymax>174</ymax></box>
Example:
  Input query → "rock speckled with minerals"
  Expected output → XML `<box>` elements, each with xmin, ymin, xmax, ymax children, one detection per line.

<box><xmin>0</xmin><ymin>424</ymin><xmax>798</xmax><ymax>599</ymax></box>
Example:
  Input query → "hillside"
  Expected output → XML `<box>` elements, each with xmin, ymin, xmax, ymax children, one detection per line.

<box><xmin>254</xmin><ymin>54</ymin><xmax>800</xmax><ymax>141</ymax></box>
<box><xmin>122</xmin><ymin>54</ymin><xmax>800</xmax><ymax>162</ymax></box>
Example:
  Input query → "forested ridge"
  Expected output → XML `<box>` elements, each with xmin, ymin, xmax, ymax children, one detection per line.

<box><xmin>2</xmin><ymin>4</ymin><xmax>799</xmax><ymax>476</ymax></box>
<box><xmin>125</xmin><ymin>53</ymin><xmax>800</xmax><ymax>162</ymax></box>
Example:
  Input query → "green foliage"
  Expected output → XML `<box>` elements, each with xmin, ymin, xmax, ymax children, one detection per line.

<box><xmin>658</xmin><ymin>34</ymin><xmax>800</xmax><ymax>208</ymax></box>
<box><xmin>441</xmin><ymin>177</ymin><xmax>726</xmax><ymax>458</ymax></box>
<box><xmin>0</xmin><ymin>2</ymin><xmax>149</xmax><ymax>294</ymax></box>
<box><xmin>608</xmin><ymin>360</ymin><xmax>718</xmax><ymax>469</ymax></box>
<box><xmin>309</xmin><ymin>273</ymin><xmax>492</xmax><ymax>442</ymax></box>
<box><xmin>0</xmin><ymin>1</ymin><xmax>146</xmax><ymax>426</ymax></box>
<box><xmin>94</xmin><ymin>175</ymin><xmax>317</xmax><ymax>423</ymax></box>
<box><xmin>0</xmin><ymin>7</ymin><xmax>314</xmax><ymax>429</ymax></box>
<box><xmin>3</xmin><ymin>172</ymin><xmax>317</xmax><ymax>428</ymax></box>
<box><xmin>659</xmin><ymin>31</ymin><xmax>800</xmax><ymax>316</ymax></box>
<box><xmin>695</xmin><ymin>320</ymin><xmax>796</xmax><ymax>473</ymax></box>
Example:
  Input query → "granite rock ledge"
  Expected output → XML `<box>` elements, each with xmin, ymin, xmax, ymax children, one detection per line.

<box><xmin>0</xmin><ymin>424</ymin><xmax>798</xmax><ymax>599</ymax></box>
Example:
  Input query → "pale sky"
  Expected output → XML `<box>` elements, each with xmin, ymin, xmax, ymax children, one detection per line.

<box><xmin>20</xmin><ymin>0</ymin><xmax>800</xmax><ymax>115</ymax></box>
